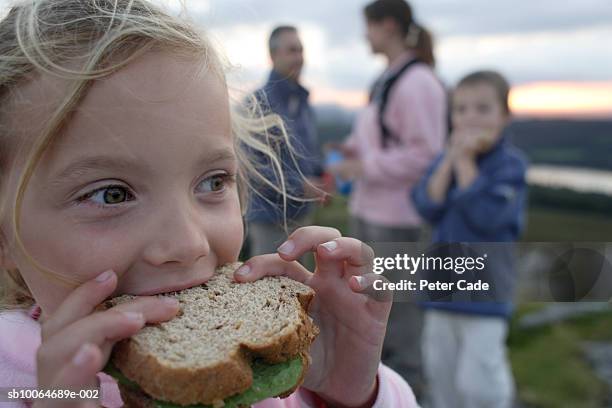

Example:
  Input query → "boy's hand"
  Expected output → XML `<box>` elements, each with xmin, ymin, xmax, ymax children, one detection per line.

<box><xmin>450</xmin><ymin>127</ymin><xmax>498</xmax><ymax>159</ymax></box>
<box><xmin>234</xmin><ymin>227</ymin><xmax>392</xmax><ymax>408</ymax></box>
<box><xmin>33</xmin><ymin>270</ymin><xmax>180</xmax><ymax>408</ymax></box>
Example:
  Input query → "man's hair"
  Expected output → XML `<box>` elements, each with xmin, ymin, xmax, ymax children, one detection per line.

<box><xmin>268</xmin><ymin>25</ymin><xmax>297</xmax><ymax>56</ymax></box>
<box><xmin>456</xmin><ymin>70</ymin><xmax>511</xmax><ymax>114</ymax></box>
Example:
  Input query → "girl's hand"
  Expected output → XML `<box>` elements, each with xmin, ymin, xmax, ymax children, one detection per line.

<box><xmin>234</xmin><ymin>227</ymin><xmax>392</xmax><ymax>408</ymax></box>
<box><xmin>33</xmin><ymin>270</ymin><xmax>180</xmax><ymax>408</ymax></box>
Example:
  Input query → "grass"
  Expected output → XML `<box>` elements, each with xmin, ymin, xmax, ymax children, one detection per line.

<box><xmin>508</xmin><ymin>306</ymin><xmax>612</xmax><ymax>408</ymax></box>
<box><xmin>314</xmin><ymin>196</ymin><xmax>612</xmax><ymax>242</ymax></box>
<box><xmin>312</xmin><ymin>195</ymin><xmax>351</xmax><ymax>234</ymax></box>
<box><xmin>312</xmin><ymin>195</ymin><xmax>612</xmax><ymax>407</ymax></box>
<box><xmin>524</xmin><ymin>207</ymin><xmax>612</xmax><ymax>241</ymax></box>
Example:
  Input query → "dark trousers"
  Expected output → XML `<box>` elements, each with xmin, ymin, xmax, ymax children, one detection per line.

<box><xmin>349</xmin><ymin>216</ymin><xmax>426</xmax><ymax>402</ymax></box>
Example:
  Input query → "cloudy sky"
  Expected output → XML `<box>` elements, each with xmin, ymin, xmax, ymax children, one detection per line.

<box><xmin>187</xmin><ymin>0</ymin><xmax>612</xmax><ymax>117</ymax></box>
<box><xmin>1</xmin><ymin>0</ymin><xmax>611</xmax><ymax>116</ymax></box>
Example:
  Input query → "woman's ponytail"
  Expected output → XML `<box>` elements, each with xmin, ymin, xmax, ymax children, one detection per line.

<box><xmin>407</xmin><ymin>24</ymin><xmax>435</xmax><ymax>67</ymax></box>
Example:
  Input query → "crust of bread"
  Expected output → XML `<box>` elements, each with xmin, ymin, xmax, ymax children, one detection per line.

<box><xmin>104</xmin><ymin>264</ymin><xmax>318</xmax><ymax>406</ymax></box>
<box><xmin>113</xmin><ymin>341</ymin><xmax>254</xmax><ymax>406</ymax></box>
<box><xmin>117</xmin><ymin>353</ymin><xmax>311</xmax><ymax>408</ymax></box>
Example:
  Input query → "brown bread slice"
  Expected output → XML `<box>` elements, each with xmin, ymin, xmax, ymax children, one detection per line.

<box><xmin>102</xmin><ymin>263</ymin><xmax>318</xmax><ymax>406</ymax></box>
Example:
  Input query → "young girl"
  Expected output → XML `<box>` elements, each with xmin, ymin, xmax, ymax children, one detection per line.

<box><xmin>0</xmin><ymin>1</ymin><xmax>417</xmax><ymax>407</ymax></box>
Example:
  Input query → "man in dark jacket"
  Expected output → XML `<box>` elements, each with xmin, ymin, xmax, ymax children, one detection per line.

<box><xmin>246</xmin><ymin>26</ymin><xmax>325</xmax><ymax>256</ymax></box>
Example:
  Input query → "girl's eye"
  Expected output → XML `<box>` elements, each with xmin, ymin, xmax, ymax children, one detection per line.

<box><xmin>80</xmin><ymin>186</ymin><xmax>134</xmax><ymax>206</ymax></box>
<box><xmin>196</xmin><ymin>174</ymin><xmax>230</xmax><ymax>194</ymax></box>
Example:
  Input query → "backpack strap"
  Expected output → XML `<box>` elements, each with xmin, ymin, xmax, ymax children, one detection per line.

<box><xmin>377</xmin><ymin>58</ymin><xmax>423</xmax><ymax>148</ymax></box>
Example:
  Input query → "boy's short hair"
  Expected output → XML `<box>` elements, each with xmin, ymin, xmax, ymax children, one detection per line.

<box><xmin>268</xmin><ymin>25</ymin><xmax>297</xmax><ymax>56</ymax></box>
<box><xmin>456</xmin><ymin>70</ymin><xmax>511</xmax><ymax>114</ymax></box>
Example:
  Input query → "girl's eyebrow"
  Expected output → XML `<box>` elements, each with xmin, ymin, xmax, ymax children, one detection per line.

<box><xmin>52</xmin><ymin>148</ymin><xmax>237</xmax><ymax>184</ymax></box>
<box><xmin>195</xmin><ymin>147</ymin><xmax>237</xmax><ymax>169</ymax></box>
<box><xmin>53</xmin><ymin>155</ymin><xmax>148</xmax><ymax>183</ymax></box>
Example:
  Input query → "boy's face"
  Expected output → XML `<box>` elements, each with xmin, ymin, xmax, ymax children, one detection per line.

<box><xmin>0</xmin><ymin>51</ymin><xmax>244</xmax><ymax>316</ymax></box>
<box><xmin>452</xmin><ymin>82</ymin><xmax>509</xmax><ymax>151</ymax></box>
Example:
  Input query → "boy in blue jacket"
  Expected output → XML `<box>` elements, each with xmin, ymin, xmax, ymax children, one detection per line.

<box><xmin>411</xmin><ymin>70</ymin><xmax>528</xmax><ymax>408</ymax></box>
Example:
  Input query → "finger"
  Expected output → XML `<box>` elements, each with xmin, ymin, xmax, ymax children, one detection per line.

<box><xmin>349</xmin><ymin>273</ymin><xmax>394</xmax><ymax>324</ymax></box>
<box><xmin>349</xmin><ymin>273</ymin><xmax>394</xmax><ymax>304</ymax></box>
<box><xmin>276</xmin><ymin>226</ymin><xmax>341</xmax><ymax>262</ymax></box>
<box><xmin>106</xmin><ymin>295</ymin><xmax>180</xmax><ymax>324</ymax></box>
<box><xmin>45</xmin><ymin>343</ymin><xmax>103</xmax><ymax>408</ymax></box>
<box><xmin>315</xmin><ymin>237</ymin><xmax>375</xmax><ymax>279</ymax></box>
<box><xmin>42</xmin><ymin>269</ymin><xmax>118</xmax><ymax>340</ymax></box>
<box><xmin>94</xmin><ymin>298</ymin><xmax>180</xmax><ymax>365</ymax></box>
<box><xmin>38</xmin><ymin>309</ymin><xmax>147</xmax><ymax>380</ymax></box>
<box><xmin>234</xmin><ymin>254</ymin><xmax>313</xmax><ymax>286</ymax></box>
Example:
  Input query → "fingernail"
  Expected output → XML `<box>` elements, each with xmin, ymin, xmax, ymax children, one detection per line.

<box><xmin>121</xmin><ymin>311</ymin><xmax>144</xmax><ymax>324</ymax></box>
<box><xmin>95</xmin><ymin>270</ymin><xmax>114</xmax><ymax>283</ymax></box>
<box><xmin>320</xmin><ymin>240</ymin><xmax>338</xmax><ymax>252</ymax></box>
<box><xmin>160</xmin><ymin>297</ymin><xmax>179</xmax><ymax>307</ymax></box>
<box><xmin>354</xmin><ymin>275</ymin><xmax>365</xmax><ymax>289</ymax></box>
<box><xmin>277</xmin><ymin>240</ymin><xmax>295</xmax><ymax>255</ymax></box>
<box><xmin>235</xmin><ymin>264</ymin><xmax>251</xmax><ymax>278</ymax></box>
<box><xmin>72</xmin><ymin>343</ymin><xmax>93</xmax><ymax>366</ymax></box>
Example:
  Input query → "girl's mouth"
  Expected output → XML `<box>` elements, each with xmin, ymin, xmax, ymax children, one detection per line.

<box><xmin>132</xmin><ymin>274</ymin><xmax>215</xmax><ymax>296</ymax></box>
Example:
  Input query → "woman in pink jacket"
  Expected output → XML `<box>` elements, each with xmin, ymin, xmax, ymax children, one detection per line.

<box><xmin>328</xmin><ymin>0</ymin><xmax>447</xmax><ymax>401</ymax></box>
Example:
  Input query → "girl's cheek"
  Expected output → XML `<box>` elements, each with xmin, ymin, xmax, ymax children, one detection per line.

<box><xmin>19</xmin><ymin>210</ymin><xmax>135</xmax><ymax>278</ymax></box>
<box><xmin>11</xmin><ymin>230</ymin><xmax>122</xmax><ymax>315</ymax></box>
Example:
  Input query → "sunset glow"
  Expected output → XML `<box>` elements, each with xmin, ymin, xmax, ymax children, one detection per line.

<box><xmin>307</xmin><ymin>81</ymin><xmax>612</xmax><ymax>118</ymax></box>
<box><xmin>509</xmin><ymin>82</ymin><xmax>612</xmax><ymax>118</ymax></box>
<box><xmin>310</xmin><ymin>86</ymin><xmax>368</xmax><ymax>109</ymax></box>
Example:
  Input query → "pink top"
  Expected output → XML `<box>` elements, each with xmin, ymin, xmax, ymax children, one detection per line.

<box><xmin>345</xmin><ymin>51</ymin><xmax>447</xmax><ymax>227</ymax></box>
<box><xmin>0</xmin><ymin>307</ymin><xmax>418</xmax><ymax>407</ymax></box>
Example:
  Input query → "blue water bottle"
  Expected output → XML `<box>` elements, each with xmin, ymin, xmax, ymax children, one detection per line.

<box><xmin>325</xmin><ymin>149</ymin><xmax>353</xmax><ymax>196</ymax></box>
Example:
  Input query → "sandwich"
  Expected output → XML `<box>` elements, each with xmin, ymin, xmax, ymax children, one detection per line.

<box><xmin>100</xmin><ymin>263</ymin><xmax>319</xmax><ymax>407</ymax></box>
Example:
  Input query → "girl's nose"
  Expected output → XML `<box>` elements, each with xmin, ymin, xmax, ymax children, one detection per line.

<box><xmin>142</xmin><ymin>205</ymin><xmax>210</xmax><ymax>267</ymax></box>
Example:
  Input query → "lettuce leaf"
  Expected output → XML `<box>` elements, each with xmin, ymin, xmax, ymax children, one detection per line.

<box><xmin>103</xmin><ymin>357</ymin><xmax>303</xmax><ymax>408</ymax></box>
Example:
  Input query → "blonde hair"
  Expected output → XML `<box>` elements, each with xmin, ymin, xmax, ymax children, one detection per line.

<box><xmin>0</xmin><ymin>0</ymin><xmax>309</xmax><ymax>310</ymax></box>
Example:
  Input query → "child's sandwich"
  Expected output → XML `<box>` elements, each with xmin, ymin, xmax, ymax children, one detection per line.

<box><xmin>100</xmin><ymin>263</ymin><xmax>319</xmax><ymax>407</ymax></box>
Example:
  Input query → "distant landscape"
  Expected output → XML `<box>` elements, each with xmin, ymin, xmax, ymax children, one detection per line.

<box><xmin>314</xmin><ymin>105</ymin><xmax>612</xmax><ymax>241</ymax></box>
<box><xmin>315</xmin><ymin>104</ymin><xmax>612</xmax><ymax>172</ymax></box>
<box><xmin>508</xmin><ymin>119</ymin><xmax>612</xmax><ymax>172</ymax></box>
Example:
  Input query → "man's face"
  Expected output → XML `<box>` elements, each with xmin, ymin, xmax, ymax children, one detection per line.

<box><xmin>271</xmin><ymin>30</ymin><xmax>304</xmax><ymax>82</ymax></box>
